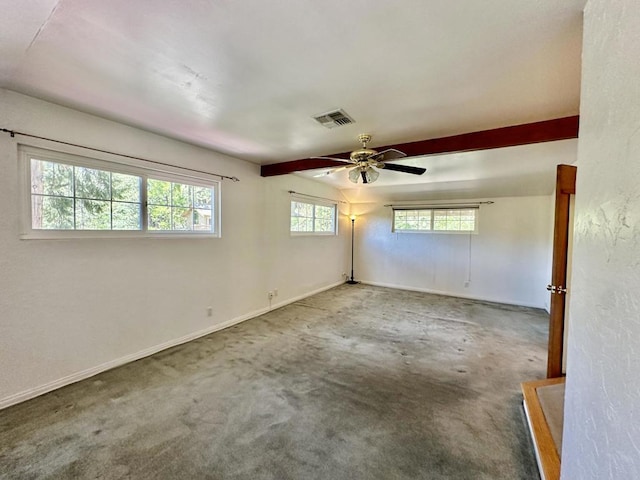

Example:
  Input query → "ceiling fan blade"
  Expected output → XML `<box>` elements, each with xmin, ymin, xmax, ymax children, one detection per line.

<box><xmin>370</xmin><ymin>149</ymin><xmax>407</xmax><ymax>162</ymax></box>
<box><xmin>310</xmin><ymin>156</ymin><xmax>352</xmax><ymax>163</ymax></box>
<box><xmin>379</xmin><ymin>163</ymin><xmax>427</xmax><ymax>175</ymax></box>
<box><xmin>312</xmin><ymin>165</ymin><xmax>350</xmax><ymax>177</ymax></box>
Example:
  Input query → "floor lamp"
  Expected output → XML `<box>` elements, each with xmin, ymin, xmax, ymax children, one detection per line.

<box><xmin>347</xmin><ymin>214</ymin><xmax>359</xmax><ymax>284</ymax></box>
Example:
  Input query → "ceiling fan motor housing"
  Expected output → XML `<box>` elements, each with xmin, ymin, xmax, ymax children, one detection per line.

<box><xmin>350</xmin><ymin>148</ymin><xmax>377</xmax><ymax>162</ymax></box>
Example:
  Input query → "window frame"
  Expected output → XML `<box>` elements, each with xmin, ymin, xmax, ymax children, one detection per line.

<box><xmin>290</xmin><ymin>197</ymin><xmax>338</xmax><ymax>236</ymax></box>
<box><xmin>392</xmin><ymin>207</ymin><xmax>479</xmax><ymax>234</ymax></box>
<box><xmin>19</xmin><ymin>146</ymin><xmax>221</xmax><ymax>239</ymax></box>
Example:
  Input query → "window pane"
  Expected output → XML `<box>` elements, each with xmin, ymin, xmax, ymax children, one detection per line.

<box><xmin>112</xmin><ymin>173</ymin><xmax>141</xmax><ymax>202</ymax></box>
<box><xmin>172</xmin><ymin>207</ymin><xmax>193</xmax><ymax>230</ymax></box>
<box><xmin>406</xmin><ymin>211</ymin><xmax>418</xmax><ymax>230</ymax></box>
<box><xmin>432</xmin><ymin>209</ymin><xmax>476</xmax><ymax>231</ymax></box>
<box><xmin>29</xmin><ymin>159</ymin><xmax>145</xmax><ymax>232</ymax></box>
<box><xmin>394</xmin><ymin>210</ymin><xmax>408</xmax><ymax>230</ymax></box>
<box><xmin>433</xmin><ymin>211</ymin><xmax>446</xmax><ymax>230</ymax></box>
<box><xmin>193</xmin><ymin>208</ymin><xmax>213</xmax><ymax>231</ymax></box>
<box><xmin>147</xmin><ymin>179</ymin><xmax>171</xmax><ymax>205</ymax></box>
<box><xmin>446</xmin><ymin>220</ymin><xmax>461</xmax><ymax>231</ymax></box>
<box><xmin>433</xmin><ymin>220</ymin><xmax>448</xmax><ymax>230</ymax></box>
<box><xmin>148</xmin><ymin>205</ymin><xmax>171</xmax><ymax>230</ymax></box>
<box><xmin>113</xmin><ymin>202</ymin><xmax>141</xmax><ymax>230</ymax></box>
<box><xmin>419</xmin><ymin>210</ymin><xmax>432</xmax><ymax>229</ymax></box>
<box><xmin>147</xmin><ymin>180</ymin><xmax>214</xmax><ymax>232</ymax></box>
<box><xmin>75</xmin><ymin>166</ymin><xmax>110</xmax><ymax>200</ymax></box>
<box><xmin>316</xmin><ymin>205</ymin><xmax>332</xmax><ymax>219</ymax></box>
<box><xmin>394</xmin><ymin>209</ymin><xmax>434</xmax><ymax>231</ymax></box>
<box><xmin>306</xmin><ymin>203</ymin><xmax>315</xmax><ymax>217</ymax></box>
<box><xmin>76</xmin><ymin>199</ymin><xmax>111</xmax><ymax>230</ymax></box>
<box><xmin>314</xmin><ymin>205</ymin><xmax>335</xmax><ymax>232</ymax></box>
<box><xmin>460</xmin><ymin>221</ymin><xmax>474</xmax><ymax>231</ymax></box>
<box><xmin>194</xmin><ymin>187</ymin><xmax>212</xmax><ymax>208</ymax></box>
<box><xmin>315</xmin><ymin>219</ymin><xmax>328</xmax><ymax>232</ymax></box>
<box><xmin>305</xmin><ymin>203</ymin><xmax>314</xmax><ymax>217</ymax></box>
<box><xmin>32</xmin><ymin>195</ymin><xmax>74</xmax><ymax>229</ymax></box>
<box><xmin>171</xmin><ymin>183</ymin><xmax>193</xmax><ymax>207</ymax></box>
<box><xmin>292</xmin><ymin>201</ymin><xmax>312</xmax><ymax>218</ymax></box>
<box><xmin>31</xmin><ymin>159</ymin><xmax>73</xmax><ymax>197</ymax></box>
<box><xmin>301</xmin><ymin>218</ymin><xmax>313</xmax><ymax>232</ymax></box>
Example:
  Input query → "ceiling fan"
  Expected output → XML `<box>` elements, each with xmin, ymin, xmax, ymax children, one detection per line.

<box><xmin>312</xmin><ymin>134</ymin><xmax>427</xmax><ymax>184</ymax></box>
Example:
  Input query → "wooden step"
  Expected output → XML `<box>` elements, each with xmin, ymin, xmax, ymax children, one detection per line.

<box><xmin>521</xmin><ymin>377</ymin><xmax>566</xmax><ymax>480</ymax></box>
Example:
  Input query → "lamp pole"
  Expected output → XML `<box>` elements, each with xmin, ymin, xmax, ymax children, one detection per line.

<box><xmin>347</xmin><ymin>215</ymin><xmax>358</xmax><ymax>284</ymax></box>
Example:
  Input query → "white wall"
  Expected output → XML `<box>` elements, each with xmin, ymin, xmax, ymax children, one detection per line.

<box><xmin>352</xmin><ymin>196</ymin><xmax>552</xmax><ymax>308</ymax></box>
<box><xmin>562</xmin><ymin>1</ymin><xmax>640</xmax><ymax>478</ymax></box>
<box><xmin>0</xmin><ymin>89</ymin><xmax>349</xmax><ymax>408</ymax></box>
<box><xmin>264</xmin><ymin>176</ymin><xmax>351</xmax><ymax>301</ymax></box>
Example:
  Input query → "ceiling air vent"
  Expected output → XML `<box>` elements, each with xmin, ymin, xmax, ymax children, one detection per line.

<box><xmin>312</xmin><ymin>109</ymin><xmax>355</xmax><ymax>129</ymax></box>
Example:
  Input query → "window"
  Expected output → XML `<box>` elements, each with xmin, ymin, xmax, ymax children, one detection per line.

<box><xmin>393</xmin><ymin>209</ymin><xmax>432</xmax><ymax>232</ymax></box>
<box><xmin>30</xmin><ymin>159</ymin><xmax>142</xmax><ymax>231</ymax></box>
<box><xmin>147</xmin><ymin>179</ymin><xmax>214</xmax><ymax>231</ymax></box>
<box><xmin>393</xmin><ymin>208</ymin><xmax>477</xmax><ymax>233</ymax></box>
<box><xmin>290</xmin><ymin>199</ymin><xmax>337</xmax><ymax>234</ymax></box>
<box><xmin>22</xmin><ymin>147</ymin><xmax>219</xmax><ymax>237</ymax></box>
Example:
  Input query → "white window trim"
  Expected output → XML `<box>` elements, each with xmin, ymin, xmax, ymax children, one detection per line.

<box><xmin>392</xmin><ymin>207</ymin><xmax>479</xmax><ymax>234</ymax></box>
<box><xmin>19</xmin><ymin>145</ymin><xmax>221</xmax><ymax>239</ymax></box>
<box><xmin>290</xmin><ymin>196</ymin><xmax>338</xmax><ymax>236</ymax></box>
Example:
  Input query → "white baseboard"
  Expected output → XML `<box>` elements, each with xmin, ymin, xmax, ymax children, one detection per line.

<box><xmin>360</xmin><ymin>280</ymin><xmax>545</xmax><ymax>309</ymax></box>
<box><xmin>0</xmin><ymin>280</ymin><xmax>344</xmax><ymax>410</ymax></box>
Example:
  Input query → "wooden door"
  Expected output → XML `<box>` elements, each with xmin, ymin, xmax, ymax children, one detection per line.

<box><xmin>546</xmin><ymin>164</ymin><xmax>576</xmax><ymax>378</ymax></box>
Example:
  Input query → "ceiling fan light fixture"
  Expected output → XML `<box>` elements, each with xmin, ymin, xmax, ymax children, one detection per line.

<box><xmin>363</xmin><ymin>166</ymin><xmax>379</xmax><ymax>183</ymax></box>
<box><xmin>348</xmin><ymin>167</ymin><xmax>361</xmax><ymax>184</ymax></box>
<box><xmin>348</xmin><ymin>165</ymin><xmax>380</xmax><ymax>184</ymax></box>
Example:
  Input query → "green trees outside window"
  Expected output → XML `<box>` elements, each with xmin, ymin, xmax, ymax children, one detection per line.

<box><xmin>147</xmin><ymin>179</ymin><xmax>213</xmax><ymax>231</ymax></box>
<box><xmin>393</xmin><ymin>208</ymin><xmax>477</xmax><ymax>233</ymax></box>
<box><xmin>27</xmin><ymin>152</ymin><xmax>217</xmax><ymax>235</ymax></box>
<box><xmin>31</xmin><ymin>159</ymin><xmax>141</xmax><ymax>230</ymax></box>
<box><xmin>290</xmin><ymin>200</ymin><xmax>336</xmax><ymax>234</ymax></box>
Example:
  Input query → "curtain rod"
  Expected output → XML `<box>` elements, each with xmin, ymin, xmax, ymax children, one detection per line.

<box><xmin>288</xmin><ymin>190</ymin><xmax>347</xmax><ymax>204</ymax></box>
<box><xmin>1</xmin><ymin>128</ymin><xmax>240</xmax><ymax>182</ymax></box>
<box><xmin>385</xmin><ymin>201</ymin><xmax>494</xmax><ymax>209</ymax></box>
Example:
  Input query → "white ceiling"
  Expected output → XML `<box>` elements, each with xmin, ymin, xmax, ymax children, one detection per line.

<box><xmin>0</xmin><ymin>0</ymin><xmax>585</xmax><ymax>199</ymax></box>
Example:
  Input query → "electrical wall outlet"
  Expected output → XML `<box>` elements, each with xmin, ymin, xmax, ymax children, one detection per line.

<box><xmin>273</xmin><ymin>289</ymin><xmax>278</xmax><ymax>297</ymax></box>
<box><xmin>268</xmin><ymin>291</ymin><xmax>274</xmax><ymax>300</ymax></box>
<box><xmin>207</xmin><ymin>306</ymin><xmax>213</xmax><ymax>316</ymax></box>
<box><xmin>464</xmin><ymin>281</ymin><xmax>470</xmax><ymax>288</ymax></box>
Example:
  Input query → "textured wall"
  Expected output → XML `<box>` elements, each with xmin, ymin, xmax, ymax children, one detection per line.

<box><xmin>562</xmin><ymin>0</ymin><xmax>640</xmax><ymax>478</ymax></box>
<box><xmin>353</xmin><ymin>196</ymin><xmax>552</xmax><ymax>308</ymax></box>
<box><xmin>0</xmin><ymin>89</ymin><xmax>348</xmax><ymax>407</ymax></box>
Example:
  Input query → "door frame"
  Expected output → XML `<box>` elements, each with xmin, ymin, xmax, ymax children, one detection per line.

<box><xmin>547</xmin><ymin>164</ymin><xmax>576</xmax><ymax>378</ymax></box>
